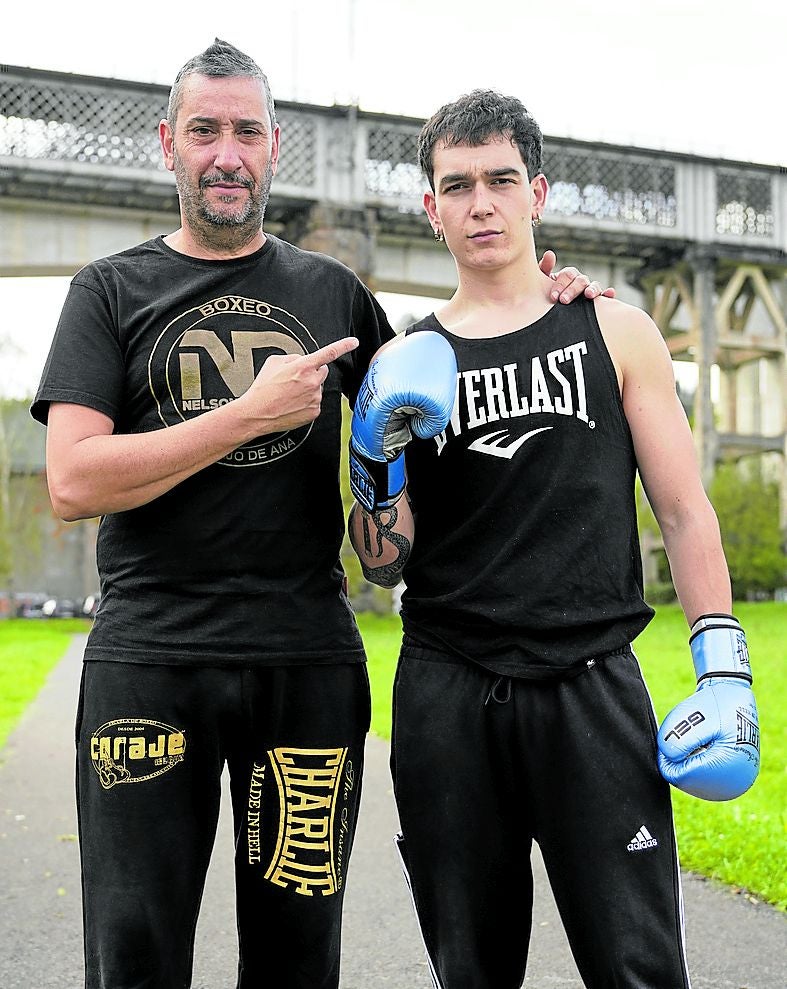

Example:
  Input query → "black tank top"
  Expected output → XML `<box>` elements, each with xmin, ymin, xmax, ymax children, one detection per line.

<box><xmin>401</xmin><ymin>297</ymin><xmax>654</xmax><ymax>678</ymax></box>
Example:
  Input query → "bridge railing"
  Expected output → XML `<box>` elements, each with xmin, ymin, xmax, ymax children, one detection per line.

<box><xmin>1</xmin><ymin>65</ymin><xmax>783</xmax><ymax>250</ymax></box>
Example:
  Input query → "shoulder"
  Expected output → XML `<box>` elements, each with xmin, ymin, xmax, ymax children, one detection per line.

<box><xmin>269</xmin><ymin>235</ymin><xmax>362</xmax><ymax>283</ymax></box>
<box><xmin>405</xmin><ymin>313</ymin><xmax>440</xmax><ymax>335</ymax></box>
<box><xmin>591</xmin><ymin>295</ymin><xmax>657</xmax><ymax>335</ymax></box>
<box><xmin>591</xmin><ymin>296</ymin><xmax>671</xmax><ymax>370</ymax></box>
<box><xmin>73</xmin><ymin>238</ymin><xmax>163</xmax><ymax>287</ymax></box>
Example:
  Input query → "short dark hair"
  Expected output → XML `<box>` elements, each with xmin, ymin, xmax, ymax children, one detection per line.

<box><xmin>418</xmin><ymin>89</ymin><xmax>543</xmax><ymax>191</ymax></box>
<box><xmin>167</xmin><ymin>38</ymin><xmax>276</xmax><ymax>132</ymax></box>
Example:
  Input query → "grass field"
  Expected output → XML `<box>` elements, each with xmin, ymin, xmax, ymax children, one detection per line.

<box><xmin>359</xmin><ymin>602</ymin><xmax>786</xmax><ymax>911</ymax></box>
<box><xmin>0</xmin><ymin>618</ymin><xmax>91</xmax><ymax>750</ymax></box>
<box><xmin>1</xmin><ymin>604</ymin><xmax>784</xmax><ymax>909</ymax></box>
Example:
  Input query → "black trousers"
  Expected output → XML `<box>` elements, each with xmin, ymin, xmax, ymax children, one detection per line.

<box><xmin>391</xmin><ymin>642</ymin><xmax>691</xmax><ymax>989</ymax></box>
<box><xmin>76</xmin><ymin>660</ymin><xmax>370</xmax><ymax>989</ymax></box>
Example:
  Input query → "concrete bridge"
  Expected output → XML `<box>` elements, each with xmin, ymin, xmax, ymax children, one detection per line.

<box><xmin>1</xmin><ymin>64</ymin><xmax>785</xmax><ymax>597</ymax></box>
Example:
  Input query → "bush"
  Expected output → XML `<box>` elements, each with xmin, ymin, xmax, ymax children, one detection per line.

<box><xmin>710</xmin><ymin>462</ymin><xmax>786</xmax><ymax>599</ymax></box>
<box><xmin>644</xmin><ymin>581</ymin><xmax>677</xmax><ymax>605</ymax></box>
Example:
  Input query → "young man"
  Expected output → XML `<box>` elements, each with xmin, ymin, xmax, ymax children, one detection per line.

<box><xmin>349</xmin><ymin>90</ymin><xmax>760</xmax><ymax>988</ymax></box>
<box><xmin>31</xmin><ymin>44</ymin><xmax>599</xmax><ymax>989</ymax></box>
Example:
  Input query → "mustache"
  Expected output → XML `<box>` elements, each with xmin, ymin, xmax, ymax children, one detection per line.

<box><xmin>200</xmin><ymin>171</ymin><xmax>254</xmax><ymax>190</ymax></box>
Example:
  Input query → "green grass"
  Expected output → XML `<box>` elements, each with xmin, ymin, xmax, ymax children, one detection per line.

<box><xmin>359</xmin><ymin>602</ymin><xmax>787</xmax><ymax>911</ymax></box>
<box><xmin>0</xmin><ymin>618</ymin><xmax>91</xmax><ymax>750</ymax></box>
<box><xmin>1</xmin><ymin>605</ymin><xmax>783</xmax><ymax>909</ymax></box>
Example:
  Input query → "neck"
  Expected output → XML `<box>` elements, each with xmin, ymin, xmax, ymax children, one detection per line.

<box><xmin>164</xmin><ymin>223</ymin><xmax>267</xmax><ymax>261</ymax></box>
<box><xmin>456</xmin><ymin>255</ymin><xmax>544</xmax><ymax>305</ymax></box>
<box><xmin>438</xmin><ymin>253</ymin><xmax>556</xmax><ymax>337</ymax></box>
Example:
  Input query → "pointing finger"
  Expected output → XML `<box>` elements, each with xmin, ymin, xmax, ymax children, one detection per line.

<box><xmin>302</xmin><ymin>337</ymin><xmax>359</xmax><ymax>369</ymax></box>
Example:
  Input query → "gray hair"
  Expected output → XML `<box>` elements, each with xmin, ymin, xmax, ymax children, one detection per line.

<box><xmin>167</xmin><ymin>38</ymin><xmax>276</xmax><ymax>132</ymax></box>
<box><xmin>418</xmin><ymin>89</ymin><xmax>543</xmax><ymax>191</ymax></box>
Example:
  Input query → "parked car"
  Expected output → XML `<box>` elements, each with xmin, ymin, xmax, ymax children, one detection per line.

<box><xmin>11</xmin><ymin>592</ymin><xmax>93</xmax><ymax>619</ymax></box>
<box><xmin>82</xmin><ymin>594</ymin><xmax>101</xmax><ymax>618</ymax></box>
<box><xmin>52</xmin><ymin>598</ymin><xmax>79</xmax><ymax>618</ymax></box>
<box><xmin>14</xmin><ymin>592</ymin><xmax>51</xmax><ymax>619</ymax></box>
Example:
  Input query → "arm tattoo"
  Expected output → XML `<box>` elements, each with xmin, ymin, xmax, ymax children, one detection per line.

<box><xmin>351</xmin><ymin>503</ymin><xmax>411</xmax><ymax>588</ymax></box>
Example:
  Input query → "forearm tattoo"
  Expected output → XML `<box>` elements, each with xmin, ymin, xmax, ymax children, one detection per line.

<box><xmin>352</xmin><ymin>503</ymin><xmax>411</xmax><ymax>588</ymax></box>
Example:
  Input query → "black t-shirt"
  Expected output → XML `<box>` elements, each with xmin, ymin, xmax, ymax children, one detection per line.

<box><xmin>401</xmin><ymin>298</ymin><xmax>654</xmax><ymax>677</ymax></box>
<box><xmin>32</xmin><ymin>235</ymin><xmax>394</xmax><ymax>666</ymax></box>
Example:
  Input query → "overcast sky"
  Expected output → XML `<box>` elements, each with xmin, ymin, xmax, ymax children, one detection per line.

<box><xmin>1</xmin><ymin>0</ymin><xmax>784</xmax><ymax>397</ymax></box>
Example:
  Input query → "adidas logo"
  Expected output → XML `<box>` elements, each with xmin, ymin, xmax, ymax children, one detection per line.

<box><xmin>627</xmin><ymin>825</ymin><xmax>658</xmax><ymax>852</ymax></box>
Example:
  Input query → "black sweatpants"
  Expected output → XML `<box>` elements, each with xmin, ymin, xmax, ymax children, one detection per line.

<box><xmin>76</xmin><ymin>660</ymin><xmax>370</xmax><ymax>989</ymax></box>
<box><xmin>391</xmin><ymin>642</ymin><xmax>691</xmax><ymax>989</ymax></box>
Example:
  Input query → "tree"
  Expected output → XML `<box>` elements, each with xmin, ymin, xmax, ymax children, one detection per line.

<box><xmin>709</xmin><ymin>460</ymin><xmax>786</xmax><ymax>599</ymax></box>
<box><xmin>0</xmin><ymin>398</ymin><xmax>46</xmax><ymax>611</ymax></box>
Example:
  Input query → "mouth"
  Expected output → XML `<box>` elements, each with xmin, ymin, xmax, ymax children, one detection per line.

<box><xmin>469</xmin><ymin>229</ymin><xmax>501</xmax><ymax>241</ymax></box>
<box><xmin>201</xmin><ymin>175</ymin><xmax>253</xmax><ymax>194</ymax></box>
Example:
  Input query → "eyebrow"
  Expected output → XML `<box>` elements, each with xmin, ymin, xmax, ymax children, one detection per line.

<box><xmin>438</xmin><ymin>166</ymin><xmax>522</xmax><ymax>189</ymax></box>
<box><xmin>185</xmin><ymin>116</ymin><xmax>267</xmax><ymax>129</ymax></box>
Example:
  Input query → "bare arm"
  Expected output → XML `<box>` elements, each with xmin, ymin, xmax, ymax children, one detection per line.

<box><xmin>348</xmin><ymin>495</ymin><xmax>414</xmax><ymax>588</ymax></box>
<box><xmin>596</xmin><ymin>299</ymin><xmax>731</xmax><ymax>624</ymax></box>
<box><xmin>46</xmin><ymin>338</ymin><xmax>358</xmax><ymax>520</ymax></box>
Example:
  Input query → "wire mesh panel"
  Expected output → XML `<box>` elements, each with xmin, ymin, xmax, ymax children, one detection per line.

<box><xmin>276</xmin><ymin>110</ymin><xmax>317</xmax><ymax>188</ymax></box>
<box><xmin>0</xmin><ymin>75</ymin><xmax>165</xmax><ymax>169</ymax></box>
<box><xmin>544</xmin><ymin>145</ymin><xmax>677</xmax><ymax>227</ymax></box>
<box><xmin>364</xmin><ymin>124</ymin><xmax>424</xmax><ymax>205</ymax></box>
<box><xmin>716</xmin><ymin>169</ymin><xmax>774</xmax><ymax>237</ymax></box>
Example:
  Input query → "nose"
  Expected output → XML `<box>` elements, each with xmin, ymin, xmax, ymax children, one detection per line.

<box><xmin>213</xmin><ymin>133</ymin><xmax>243</xmax><ymax>173</ymax></box>
<box><xmin>470</xmin><ymin>186</ymin><xmax>494</xmax><ymax>218</ymax></box>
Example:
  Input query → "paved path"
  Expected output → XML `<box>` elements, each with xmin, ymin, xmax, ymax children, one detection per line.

<box><xmin>1</xmin><ymin>636</ymin><xmax>784</xmax><ymax>988</ymax></box>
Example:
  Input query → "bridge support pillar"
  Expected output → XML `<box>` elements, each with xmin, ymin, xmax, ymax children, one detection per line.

<box><xmin>691</xmin><ymin>252</ymin><xmax>721</xmax><ymax>488</ymax></box>
<box><xmin>641</xmin><ymin>252</ymin><xmax>787</xmax><ymax>590</ymax></box>
<box><xmin>293</xmin><ymin>205</ymin><xmax>378</xmax><ymax>287</ymax></box>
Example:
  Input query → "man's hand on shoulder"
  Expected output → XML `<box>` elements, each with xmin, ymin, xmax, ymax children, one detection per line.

<box><xmin>539</xmin><ymin>250</ymin><xmax>616</xmax><ymax>304</ymax></box>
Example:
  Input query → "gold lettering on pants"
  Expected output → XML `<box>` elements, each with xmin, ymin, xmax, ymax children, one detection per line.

<box><xmin>89</xmin><ymin>719</ymin><xmax>186</xmax><ymax>789</ymax></box>
<box><xmin>264</xmin><ymin>747</ymin><xmax>347</xmax><ymax>896</ymax></box>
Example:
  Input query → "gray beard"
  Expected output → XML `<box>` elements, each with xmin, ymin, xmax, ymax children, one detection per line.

<box><xmin>175</xmin><ymin>157</ymin><xmax>274</xmax><ymax>252</ymax></box>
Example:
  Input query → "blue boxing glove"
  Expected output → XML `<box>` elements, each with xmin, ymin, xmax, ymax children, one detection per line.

<box><xmin>349</xmin><ymin>331</ymin><xmax>457</xmax><ymax>512</ymax></box>
<box><xmin>657</xmin><ymin>614</ymin><xmax>760</xmax><ymax>801</ymax></box>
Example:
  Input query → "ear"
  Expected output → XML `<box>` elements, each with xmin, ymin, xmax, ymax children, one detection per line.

<box><xmin>269</xmin><ymin>124</ymin><xmax>281</xmax><ymax>176</ymax></box>
<box><xmin>159</xmin><ymin>119</ymin><xmax>175</xmax><ymax>173</ymax></box>
<box><xmin>423</xmin><ymin>189</ymin><xmax>439</xmax><ymax>229</ymax></box>
<box><xmin>531</xmin><ymin>173</ymin><xmax>549</xmax><ymax>215</ymax></box>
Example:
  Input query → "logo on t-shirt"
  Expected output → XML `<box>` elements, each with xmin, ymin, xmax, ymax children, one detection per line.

<box><xmin>148</xmin><ymin>295</ymin><xmax>319</xmax><ymax>467</ymax></box>
<box><xmin>435</xmin><ymin>340</ymin><xmax>594</xmax><ymax>458</ymax></box>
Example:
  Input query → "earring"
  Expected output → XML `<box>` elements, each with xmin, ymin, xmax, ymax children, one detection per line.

<box><xmin>532</xmin><ymin>215</ymin><xmax>542</xmax><ymax>228</ymax></box>
<box><xmin>433</xmin><ymin>228</ymin><xmax>444</xmax><ymax>242</ymax></box>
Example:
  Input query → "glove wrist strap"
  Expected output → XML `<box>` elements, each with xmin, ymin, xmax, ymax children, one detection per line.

<box><xmin>689</xmin><ymin>614</ymin><xmax>752</xmax><ymax>684</ymax></box>
<box><xmin>349</xmin><ymin>446</ymin><xmax>405</xmax><ymax>513</ymax></box>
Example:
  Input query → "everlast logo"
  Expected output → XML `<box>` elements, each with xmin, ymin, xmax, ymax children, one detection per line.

<box><xmin>735</xmin><ymin>631</ymin><xmax>751</xmax><ymax>670</ymax></box>
<box><xmin>737</xmin><ymin>710</ymin><xmax>760</xmax><ymax>752</ymax></box>
<box><xmin>356</xmin><ymin>377</ymin><xmax>375</xmax><ymax>419</ymax></box>
<box><xmin>148</xmin><ymin>296</ymin><xmax>319</xmax><ymax>467</ymax></box>
<box><xmin>90</xmin><ymin>719</ymin><xmax>186</xmax><ymax>789</ymax></box>
<box><xmin>435</xmin><ymin>340</ymin><xmax>593</xmax><ymax>456</ymax></box>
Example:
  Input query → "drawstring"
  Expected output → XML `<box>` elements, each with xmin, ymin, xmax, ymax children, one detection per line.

<box><xmin>484</xmin><ymin>653</ymin><xmax>604</xmax><ymax>707</ymax></box>
<box><xmin>485</xmin><ymin>675</ymin><xmax>512</xmax><ymax>706</ymax></box>
<box><xmin>483</xmin><ymin>656</ymin><xmax>600</xmax><ymax>705</ymax></box>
